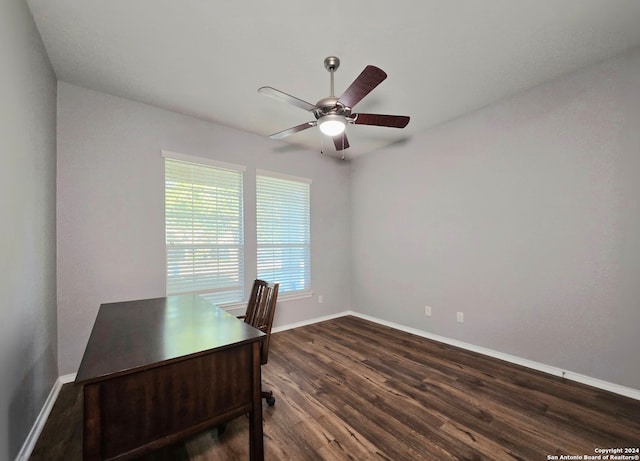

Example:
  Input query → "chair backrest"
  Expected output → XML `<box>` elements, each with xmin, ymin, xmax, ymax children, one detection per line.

<box><xmin>243</xmin><ymin>279</ymin><xmax>279</xmax><ymax>364</ymax></box>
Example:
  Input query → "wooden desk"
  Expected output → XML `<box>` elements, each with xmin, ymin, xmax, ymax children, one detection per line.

<box><xmin>75</xmin><ymin>294</ymin><xmax>265</xmax><ymax>460</ymax></box>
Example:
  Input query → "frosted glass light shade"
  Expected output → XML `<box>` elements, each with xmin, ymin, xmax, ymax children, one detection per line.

<box><xmin>318</xmin><ymin>114</ymin><xmax>346</xmax><ymax>136</ymax></box>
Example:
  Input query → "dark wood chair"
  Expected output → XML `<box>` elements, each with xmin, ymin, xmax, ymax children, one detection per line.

<box><xmin>238</xmin><ymin>279</ymin><xmax>279</xmax><ymax>406</ymax></box>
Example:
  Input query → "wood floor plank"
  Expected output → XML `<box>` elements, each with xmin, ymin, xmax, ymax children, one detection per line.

<box><xmin>30</xmin><ymin>316</ymin><xmax>640</xmax><ymax>460</ymax></box>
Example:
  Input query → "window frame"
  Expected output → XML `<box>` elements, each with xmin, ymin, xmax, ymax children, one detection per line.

<box><xmin>162</xmin><ymin>150</ymin><xmax>246</xmax><ymax>306</ymax></box>
<box><xmin>256</xmin><ymin>169</ymin><xmax>312</xmax><ymax>298</ymax></box>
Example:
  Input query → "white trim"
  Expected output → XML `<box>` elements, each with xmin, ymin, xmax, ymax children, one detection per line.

<box><xmin>60</xmin><ymin>373</ymin><xmax>77</xmax><ymax>384</ymax></box>
<box><xmin>15</xmin><ymin>375</ymin><xmax>68</xmax><ymax>461</ymax></box>
<box><xmin>220</xmin><ymin>292</ymin><xmax>315</xmax><ymax>317</ymax></box>
<box><xmin>271</xmin><ymin>310</ymin><xmax>351</xmax><ymax>333</ymax></box>
<box><xmin>275</xmin><ymin>291</ymin><xmax>314</xmax><ymax>302</ymax></box>
<box><xmin>161</xmin><ymin>149</ymin><xmax>246</xmax><ymax>172</ymax></box>
<box><xmin>256</xmin><ymin>168</ymin><xmax>312</xmax><ymax>184</ymax></box>
<box><xmin>349</xmin><ymin>312</ymin><xmax>640</xmax><ymax>401</ymax></box>
<box><xmin>222</xmin><ymin>305</ymin><xmax>246</xmax><ymax>317</ymax></box>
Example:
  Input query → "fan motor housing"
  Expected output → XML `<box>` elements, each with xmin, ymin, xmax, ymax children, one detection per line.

<box><xmin>314</xmin><ymin>97</ymin><xmax>351</xmax><ymax>119</ymax></box>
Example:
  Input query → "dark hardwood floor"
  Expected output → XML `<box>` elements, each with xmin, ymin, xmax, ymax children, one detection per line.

<box><xmin>30</xmin><ymin>316</ymin><xmax>640</xmax><ymax>460</ymax></box>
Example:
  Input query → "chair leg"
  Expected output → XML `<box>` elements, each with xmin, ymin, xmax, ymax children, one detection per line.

<box><xmin>218</xmin><ymin>391</ymin><xmax>274</xmax><ymax>439</ymax></box>
<box><xmin>262</xmin><ymin>390</ymin><xmax>275</xmax><ymax>406</ymax></box>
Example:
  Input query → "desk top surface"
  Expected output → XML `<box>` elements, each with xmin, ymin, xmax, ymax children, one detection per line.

<box><xmin>76</xmin><ymin>294</ymin><xmax>264</xmax><ymax>384</ymax></box>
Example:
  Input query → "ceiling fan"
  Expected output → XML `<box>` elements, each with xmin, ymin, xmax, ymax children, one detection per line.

<box><xmin>258</xmin><ymin>56</ymin><xmax>410</xmax><ymax>152</ymax></box>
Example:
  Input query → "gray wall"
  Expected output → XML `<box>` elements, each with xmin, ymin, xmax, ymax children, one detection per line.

<box><xmin>57</xmin><ymin>82</ymin><xmax>352</xmax><ymax>376</ymax></box>
<box><xmin>351</xmin><ymin>47</ymin><xmax>640</xmax><ymax>390</ymax></box>
<box><xmin>0</xmin><ymin>0</ymin><xmax>58</xmax><ymax>458</ymax></box>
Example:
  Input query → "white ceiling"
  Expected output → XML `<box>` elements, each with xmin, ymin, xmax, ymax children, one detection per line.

<box><xmin>27</xmin><ymin>0</ymin><xmax>640</xmax><ymax>159</ymax></box>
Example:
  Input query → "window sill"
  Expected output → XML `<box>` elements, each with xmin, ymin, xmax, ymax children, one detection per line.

<box><xmin>217</xmin><ymin>291</ymin><xmax>314</xmax><ymax>310</ymax></box>
<box><xmin>277</xmin><ymin>291</ymin><xmax>314</xmax><ymax>302</ymax></box>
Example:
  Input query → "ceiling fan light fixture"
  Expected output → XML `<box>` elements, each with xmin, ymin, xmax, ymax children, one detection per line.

<box><xmin>318</xmin><ymin>114</ymin><xmax>346</xmax><ymax>137</ymax></box>
<box><xmin>259</xmin><ymin>57</ymin><xmax>410</xmax><ymax>152</ymax></box>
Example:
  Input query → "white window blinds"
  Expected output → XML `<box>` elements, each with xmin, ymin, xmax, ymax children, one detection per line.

<box><xmin>164</xmin><ymin>154</ymin><xmax>244</xmax><ymax>305</ymax></box>
<box><xmin>256</xmin><ymin>171</ymin><xmax>311</xmax><ymax>295</ymax></box>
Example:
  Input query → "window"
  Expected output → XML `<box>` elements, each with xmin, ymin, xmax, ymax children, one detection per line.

<box><xmin>256</xmin><ymin>170</ymin><xmax>311</xmax><ymax>296</ymax></box>
<box><xmin>163</xmin><ymin>151</ymin><xmax>245</xmax><ymax>305</ymax></box>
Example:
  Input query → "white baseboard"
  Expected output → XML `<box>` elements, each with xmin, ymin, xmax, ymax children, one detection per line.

<box><xmin>349</xmin><ymin>312</ymin><xmax>640</xmax><ymax>401</ymax></box>
<box><xmin>18</xmin><ymin>310</ymin><xmax>639</xmax><ymax>460</ymax></box>
<box><xmin>60</xmin><ymin>372</ymin><xmax>77</xmax><ymax>384</ymax></box>
<box><xmin>15</xmin><ymin>375</ymin><xmax>66</xmax><ymax>461</ymax></box>
<box><xmin>271</xmin><ymin>310</ymin><xmax>352</xmax><ymax>333</ymax></box>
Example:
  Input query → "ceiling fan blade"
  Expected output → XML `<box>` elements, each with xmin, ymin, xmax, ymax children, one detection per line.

<box><xmin>258</xmin><ymin>86</ymin><xmax>317</xmax><ymax>112</ymax></box>
<box><xmin>337</xmin><ymin>65</ymin><xmax>387</xmax><ymax>109</ymax></box>
<box><xmin>269</xmin><ymin>121</ymin><xmax>316</xmax><ymax>140</ymax></box>
<box><xmin>333</xmin><ymin>133</ymin><xmax>350</xmax><ymax>151</ymax></box>
<box><xmin>353</xmin><ymin>113</ymin><xmax>410</xmax><ymax>128</ymax></box>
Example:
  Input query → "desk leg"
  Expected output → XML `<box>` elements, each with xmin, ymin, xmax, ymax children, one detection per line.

<box><xmin>83</xmin><ymin>383</ymin><xmax>102</xmax><ymax>460</ymax></box>
<box><xmin>249</xmin><ymin>341</ymin><xmax>264</xmax><ymax>461</ymax></box>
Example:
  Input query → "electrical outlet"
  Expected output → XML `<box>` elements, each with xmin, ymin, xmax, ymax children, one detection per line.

<box><xmin>424</xmin><ymin>305</ymin><xmax>432</xmax><ymax>316</ymax></box>
<box><xmin>318</xmin><ymin>295</ymin><xmax>323</xmax><ymax>304</ymax></box>
<box><xmin>456</xmin><ymin>312</ymin><xmax>464</xmax><ymax>323</ymax></box>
